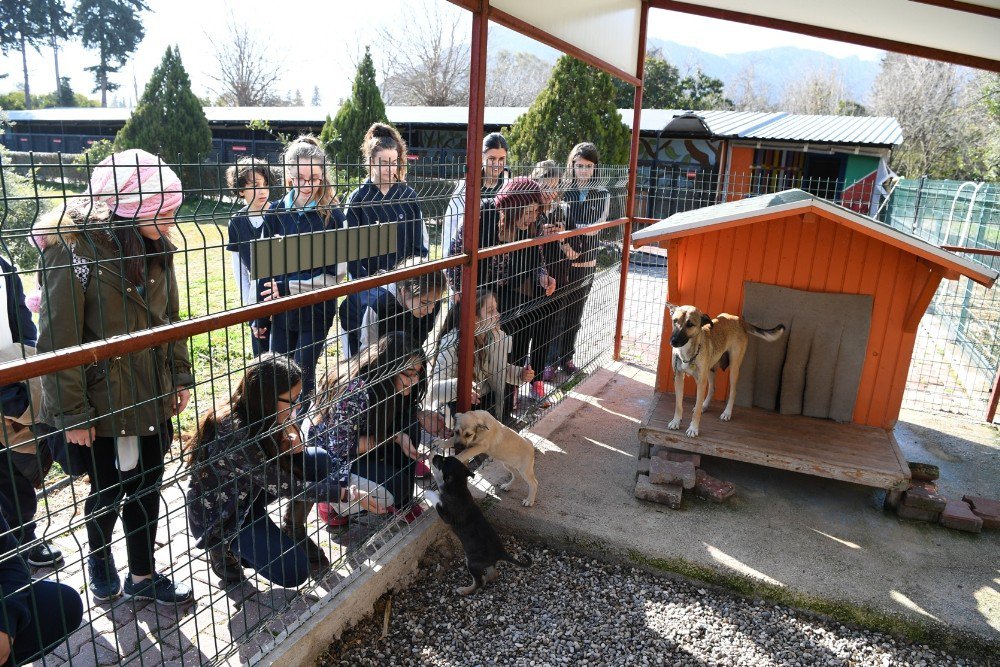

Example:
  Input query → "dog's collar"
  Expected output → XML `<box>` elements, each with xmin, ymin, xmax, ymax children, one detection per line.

<box><xmin>679</xmin><ymin>344</ymin><xmax>701</xmax><ymax>364</ymax></box>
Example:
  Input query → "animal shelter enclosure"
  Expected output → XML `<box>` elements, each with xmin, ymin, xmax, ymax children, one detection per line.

<box><xmin>631</xmin><ymin>190</ymin><xmax>998</xmax><ymax>490</ymax></box>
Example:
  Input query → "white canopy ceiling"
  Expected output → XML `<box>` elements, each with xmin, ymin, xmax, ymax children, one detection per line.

<box><xmin>481</xmin><ymin>0</ymin><xmax>1000</xmax><ymax>76</ymax></box>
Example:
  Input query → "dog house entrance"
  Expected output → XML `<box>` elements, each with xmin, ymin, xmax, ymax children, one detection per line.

<box><xmin>639</xmin><ymin>282</ymin><xmax>910</xmax><ymax>490</ymax></box>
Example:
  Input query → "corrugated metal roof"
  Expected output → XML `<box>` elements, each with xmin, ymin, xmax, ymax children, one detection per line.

<box><xmin>5</xmin><ymin>106</ymin><xmax>902</xmax><ymax>146</ymax></box>
<box><xmin>738</xmin><ymin>113</ymin><xmax>903</xmax><ymax>145</ymax></box>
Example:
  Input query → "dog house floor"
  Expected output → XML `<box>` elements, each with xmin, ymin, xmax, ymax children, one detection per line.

<box><xmin>639</xmin><ymin>393</ymin><xmax>911</xmax><ymax>490</ymax></box>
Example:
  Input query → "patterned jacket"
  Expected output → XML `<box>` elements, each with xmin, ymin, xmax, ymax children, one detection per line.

<box><xmin>186</xmin><ymin>416</ymin><xmax>344</xmax><ymax>550</ymax></box>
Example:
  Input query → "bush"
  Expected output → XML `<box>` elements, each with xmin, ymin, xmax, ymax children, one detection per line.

<box><xmin>0</xmin><ymin>147</ymin><xmax>48</xmax><ymax>271</ymax></box>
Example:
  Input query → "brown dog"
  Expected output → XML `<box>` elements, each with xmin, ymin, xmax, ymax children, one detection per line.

<box><xmin>452</xmin><ymin>410</ymin><xmax>538</xmax><ymax>507</ymax></box>
<box><xmin>668</xmin><ymin>305</ymin><xmax>785</xmax><ymax>437</ymax></box>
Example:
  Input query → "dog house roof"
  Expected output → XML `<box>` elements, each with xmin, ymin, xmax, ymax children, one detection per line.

<box><xmin>631</xmin><ymin>189</ymin><xmax>998</xmax><ymax>287</ymax></box>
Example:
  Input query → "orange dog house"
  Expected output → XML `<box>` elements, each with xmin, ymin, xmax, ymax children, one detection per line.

<box><xmin>630</xmin><ymin>190</ymin><xmax>997</xmax><ymax>489</ymax></box>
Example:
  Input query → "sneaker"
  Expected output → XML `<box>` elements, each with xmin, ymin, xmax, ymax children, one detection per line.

<box><xmin>26</xmin><ymin>541</ymin><xmax>63</xmax><ymax>568</ymax></box>
<box><xmin>541</xmin><ymin>366</ymin><xmax>556</xmax><ymax>382</ymax></box>
<box><xmin>415</xmin><ymin>460</ymin><xmax>432</xmax><ymax>479</ymax></box>
<box><xmin>317</xmin><ymin>502</ymin><xmax>350</xmax><ymax>528</ymax></box>
<box><xmin>208</xmin><ymin>547</ymin><xmax>245</xmax><ymax>584</ymax></box>
<box><xmin>396</xmin><ymin>504</ymin><xmax>423</xmax><ymax>524</ymax></box>
<box><xmin>562</xmin><ymin>360</ymin><xmax>580</xmax><ymax>374</ymax></box>
<box><xmin>531</xmin><ymin>380</ymin><xmax>546</xmax><ymax>399</ymax></box>
<box><xmin>87</xmin><ymin>554</ymin><xmax>122</xmax><ymax>602</ymax></box>
<box><xmin>123</xmin><ymin>573</ymin><xmax>193</xmax><ymax>606</ymax></box>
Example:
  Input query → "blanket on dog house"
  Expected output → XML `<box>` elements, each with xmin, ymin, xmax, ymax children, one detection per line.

<box><xmin>631</xmin><ymin>189</ymin><xmax>997</xmax><ymax>429</ymax></box>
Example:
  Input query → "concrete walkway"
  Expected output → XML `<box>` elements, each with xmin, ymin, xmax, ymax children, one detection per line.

<box><xmin>476</xmin><ymin>360</ymin><xmax>1000</xmax><ymax>648</ymax></box>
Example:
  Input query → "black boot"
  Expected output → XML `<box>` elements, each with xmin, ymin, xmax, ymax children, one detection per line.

<box><xmin>281</xmin><ymin>500</ymin><xmax>330</xmax><ymax>574</ymax></box>
<box><xmin>209</xmin><ymin>546</ymin><xmax>245</xmax><ymax>585</ymax></box>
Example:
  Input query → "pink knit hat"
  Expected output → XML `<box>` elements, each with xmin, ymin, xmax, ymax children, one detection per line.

<box><xmin>87</xmin><ymin>149</ymin><xmax>183</xmax><ymax>219</ymax></box>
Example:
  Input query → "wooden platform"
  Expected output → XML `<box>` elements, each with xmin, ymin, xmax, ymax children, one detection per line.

<box><xmin>639</xmin><ymin>393</ymin><xmax>911</xmax><ymax>490</ymax></box>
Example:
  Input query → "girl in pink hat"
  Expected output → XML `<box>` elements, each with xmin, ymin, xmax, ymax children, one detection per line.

<box><xmin>34</xmin><ymin>148</ymin><xmax>194</xmax><ymax>605</ymax></box>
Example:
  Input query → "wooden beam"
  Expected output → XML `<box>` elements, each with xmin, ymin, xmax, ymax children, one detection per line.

<box><xmin>903</xmin><ymin>266</ymin><xmax>943</xmax><ymax>333</ymax></box>
<box><xmin>615</xmin><ymin>0</ymin><xmax>649</xmax><ymax>361</ymax></box>
<box><xmin>648</xmin><ymin>0</ymin><xmax>1000</xmax><ymax>72</ymax></box>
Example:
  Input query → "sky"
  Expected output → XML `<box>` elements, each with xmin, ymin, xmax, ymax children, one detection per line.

<box><xmin>0</xmin><ymin>0</ymin><xmax>883</xmax><ymax>108</ymax></box>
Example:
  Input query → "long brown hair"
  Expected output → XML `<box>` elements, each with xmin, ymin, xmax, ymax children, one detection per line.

<box><xmin>283</xmin><ymin>134</ymin><xmax>340</xmax><ymax>223</ymax></box>
<box><xmin>361</xmin><ymin>122</ymin><xmax>408</xmax><ymax>182</ymax></box>
<box><xmin>190</xmin><ymin>353</ymin><xmax>304</xmax><ymax>477</ymax></box>
<box><xmin>109</xmin><ymin>214</ymin><xmax>171</xmax><ymax>286</ymax></box>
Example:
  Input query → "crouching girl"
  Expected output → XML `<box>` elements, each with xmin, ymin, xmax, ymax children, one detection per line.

<box><xmin>186</xmin><ymin>354</ymin><xmax>384</xmax><ymax>588</ymax></box>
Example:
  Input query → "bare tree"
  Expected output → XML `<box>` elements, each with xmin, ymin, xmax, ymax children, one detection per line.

<box><xmin>205</xmin><ymin>17</ymin><xmax>284</xmax><ymax>106</ymax></box>
<box><xmin>727</xmin><ymin>61</ymin><xmax>777</xmax><ymax>112</ymax></box>
<box><xmin>486</xmin><ymin>50</ymin><xmax>553</xmax><ymax>106</ymax></box>
<box><xmin>376</xmin><ymin>3</ymin><xmax>470</xmax><ymax>106</ymax></box>
<box><xmin>869</xmin><ymin>53</ymin><xmax>970</xmax><ymax>178</ymax></box>
<box><xmin>779</xmin><ymin>65</ymin><xmax>850</xmax><ymax>115</ymax></box>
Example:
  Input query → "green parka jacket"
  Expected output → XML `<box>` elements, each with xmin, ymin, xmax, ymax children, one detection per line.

<box><xmin>33</xmin><ymin>216</ymin><xmax>194</xmax><ymax>438</ymax></box>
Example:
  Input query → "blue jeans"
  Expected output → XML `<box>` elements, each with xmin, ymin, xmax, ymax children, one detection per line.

<box><xmin>4</xmin><ymin>579</ymin><xmax>84</xmax><ymax>666</ymax></box>
<box><xmin>270</xmin><ymin>306</ymin><xmax>335</xmax><ymax>412</ymax></box>
<box><xmin>230</xmin><ymin>447</ymin><xmax>334</xmax><ymax>588</ymax></box>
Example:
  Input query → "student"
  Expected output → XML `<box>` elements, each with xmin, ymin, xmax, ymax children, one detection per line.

<box><xmin>317</xmin><ymin>333</ymin><xmax>429</xmax><ymax>520</ymax></box>
<box><xmin>532</xmin><ymin>161</ymin><xmax>575</xmax><ymax>386</ymax></box>
<box><xmin>0</xmin><ymin>254</ymin><xmax>62</xmax><ymax>570</ymax></box>
<box><xmin>34</xmin><ymin>149</ymin><xmax>194</xmax><ymax>605</ymax></box>
<box><xmin>429</xmin><ymin>288</ymin><xmax>533</xmax><ymax>427</ymax></box>
<box><xmin>186</xmin><ymin>354</ymin><xmax>379</xmax><ymax>587</ymax></box>
<box><xmin>341</xmin><ymin>123</ymin><xmax>428</xmax><ymax>354</ymax></box>
<box><xmin>0</xmin><ymin>511</ymin><xmax>83</xmax><ymax>667</ymax></box>
<box><xmin>443</xmin><ymin>132</ymin><xmax>508</xmax><ymax>257</ymax></box>
<box><xmin>553</xmin><ymin>142</ymin><xmax>609</xmax><ymax>375</ymax></box>
<box><xmin>225</xmin><ymin>157</ymin><xmax>275</xmax><ymax>356</ymax></box>
<box><xmin>445</xmin><ymin>177</ymin><xmax>552</xmax><ymax>310</ymax></box>
<box><xmin>257</xmin><ymin>135</ymin><xmax>347</xmax><ymax>411</ymax></box>
<box><xmin>347</xmin><ymin>258</ymin><xmax>448</xmax><ymax>358</ymax></box>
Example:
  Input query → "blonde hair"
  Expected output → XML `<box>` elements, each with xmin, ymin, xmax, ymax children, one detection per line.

<box><xmin>282</xmin><ymin>134</ymin><xmax>339</xmax><ymax>221</ymax></box>
<box><xmin>361</xmin><ymin>122</ymin><xmax>408</xmax><ymax>182</ymax></box>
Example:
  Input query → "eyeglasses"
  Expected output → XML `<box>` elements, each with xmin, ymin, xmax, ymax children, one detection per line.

<box><xmin>290</xmin><ymin>176</ymin><xmax>324</xmax><ymax>186</ymax></box>
<box><xmin>276</xmin><ymin>393</ymin><xmax>301</xmax><ymax>407</ymax></box>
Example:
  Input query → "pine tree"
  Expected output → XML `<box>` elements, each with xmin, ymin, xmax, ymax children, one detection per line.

<box><xmin>507</xmin><ymin>55</ymin><xmax>630</xmax><ymax>166</ymax></box>
<box><xmin>0</xmin><ymin>1</ymin><xmax>49</xmax><ymax>109</ymax></box>
<box><xmin>75</xmin><ymin>0</ymin><xmax>148</xmax><ymax>107</ymax></box>
<box><xmin>56</xmin><ymin>76</ymin><xmax>76</xmax><ymax>107</ymax></box>
<box><xmin>115</xmin><ymin>46</ymin><xmax>212</xmax><ymax>187</ymax></box>
<box><xmin>322</xmin><ymin>46</ymin><xmax>388</xmax><ymax>167</ymax></box>
<box><xmin>311</xmin><ymin>85</ymin><xmax>321</xmax><ymax>106</ymax></box>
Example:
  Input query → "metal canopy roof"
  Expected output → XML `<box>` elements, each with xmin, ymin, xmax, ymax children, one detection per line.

<box><xmin>7</xmin><ymin>107</ymin><xmax>903</xmax><ymax>147</ymax></box>
<box><xmin>631</xmin><ymin>189</ymin><xmax>998</xmax><ymax>286</ymax></box>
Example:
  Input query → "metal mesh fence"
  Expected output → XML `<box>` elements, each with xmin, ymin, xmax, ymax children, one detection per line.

<box><xmin>0</xmin><ymin>150</ymin><xmax>629</xmax><ymax>666</ymax></box>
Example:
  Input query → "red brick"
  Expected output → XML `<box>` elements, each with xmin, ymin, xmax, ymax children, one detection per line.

<box><xmin>907</xmin><ymin>480</ymin><xmax>938</xmax><ymax>494</ymax></box>
<box><xmin>907</xmin><ymin>461</ymin><xmax>940</xmax><ymax>482</ymax></box>
<box><xmin>655</xmin><ymin>449</ymin><xmax>702</xmax><ymax>467</ymax></box>
<box><xmin>649</xmin><ymin>458</ymin><xmax>696</xmax><ymax>489</ymax></box>
<box><xmin>901</xmin><ymin>486</ymin><xmax>947</xmax><ymax>513</ymax></box>
<box><xmin>962</xmin><ymin>495</ymin><xmax>1000</xmax><ymax>530</ymax></box>
<box><xmin>897</xmin><ymin>505</ymin><xmax>940</xmax><ymax>522</ymax></box>
<box><xmin>634</xmin><ymin>477</ymin><xmax>682</xmax><ymax>509</ymax></box>
<box><xmin>939</xmin><ymin>500</ymin><xmax>982</xmax><ymax>533</ymax></box>
<box><xmin>694</xmin><ymin>469</ymin><xmax>736</xmax><ymax>503</ymax></box>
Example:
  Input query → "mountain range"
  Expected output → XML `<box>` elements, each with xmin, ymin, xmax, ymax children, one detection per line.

<box><xmin>491</xmin><ymin>29</ymin><xmax>883</xmax><ymax>106</ymax></box>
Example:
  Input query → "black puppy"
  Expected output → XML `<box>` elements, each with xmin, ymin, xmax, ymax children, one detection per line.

<box><xmin>428</xmin><ymin>454</ymin><xmax>531</xmax><ymax>595</ymax></box>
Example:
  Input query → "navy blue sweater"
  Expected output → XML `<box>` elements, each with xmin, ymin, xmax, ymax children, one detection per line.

<box><xmin>344</xmin><ymin>180</ymin><xmax>427</xmax><ymax>279</ymax></box>
<box><xmin>253</xmin><ymin>198</ymin><xmax>348</xmax><ymax>326</ymax></box>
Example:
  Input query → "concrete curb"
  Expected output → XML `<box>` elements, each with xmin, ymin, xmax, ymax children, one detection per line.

<box><xmin>258</xmin><ymin>514</ymin><xmax>447</xmax><ymax>666</ymax></box>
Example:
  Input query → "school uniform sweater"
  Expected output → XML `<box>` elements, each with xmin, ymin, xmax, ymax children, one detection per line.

<box><xmin>344</xmin><ymin>180</ymin><xmax>428</xmax><ymax>279</ymax></box>
<box><xmin>253</xmin><ymin>193</ymin><xmax>348</xmax><ymax>327</ymax></box>
<box><xmin>357</xmin><ymin>282</ymin><xmax>441</xmax><ymax>353</ymax></box>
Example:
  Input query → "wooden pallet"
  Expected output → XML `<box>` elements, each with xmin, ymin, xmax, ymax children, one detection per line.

<box><xmin>639</xmin><ymin>392</ymin><xmax>911</xmax><ymax>489</ymax></box>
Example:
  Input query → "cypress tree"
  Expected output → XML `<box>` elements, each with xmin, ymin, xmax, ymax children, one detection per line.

<box><xmin>322</xmin><ymin>46</ymin><xmax>388</xmax><ymax>168</ymax></box>
<box><xmin>507</xmin><ymin>55</ymin><xmax>631</xmax><ymax>166</ymax></box>
<box><xmin>115</xmin><ymin>46</ymin><xmax>212</xmax><ymax>187</ymax></box>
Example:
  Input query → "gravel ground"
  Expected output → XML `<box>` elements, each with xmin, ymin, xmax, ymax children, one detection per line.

<box><xmin>318</xmin><ymin>540</ymin><xmax>990</xmax><ymax>667</ymax></box>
